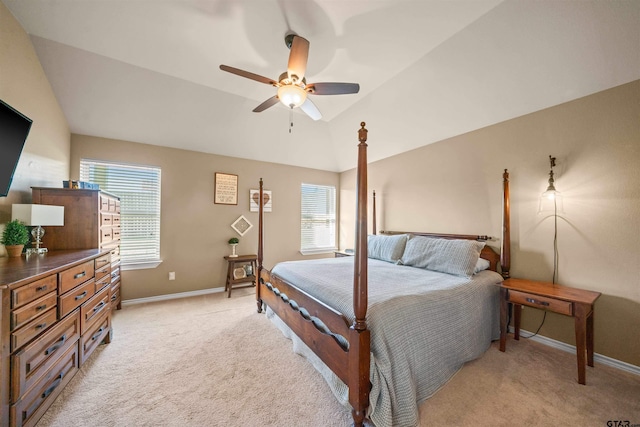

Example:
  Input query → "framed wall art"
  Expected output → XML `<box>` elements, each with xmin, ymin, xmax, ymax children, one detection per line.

<box><xmin>231</xmin><ymin>215</ymin><xmax>253</xmax><ymax>236</ymax></box>
<box><xmin>214</xmin><ymin>172</ymin><xmax>238</xmax><ymax>205</ymax></box>
<box><xmin>250</xmin><ymin>189</ymin><xmax>272</xmax><ymax>212</ymax></box>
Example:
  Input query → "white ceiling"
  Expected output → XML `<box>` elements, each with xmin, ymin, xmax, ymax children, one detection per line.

<box><xmin>4</xmin><ymin>0</ymin><xmax>639</xmax><ymax>172</ymax></box>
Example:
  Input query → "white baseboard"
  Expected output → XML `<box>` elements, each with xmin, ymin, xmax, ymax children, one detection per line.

<box><xmin>510</xmin><ymin>327</ymin><xmax>640</xmax><ymax>376</ymax></box>
<box><xmin>121</xmin><ymin>287</ymin><xmax>225</xmax><ymax>306</ymax></box>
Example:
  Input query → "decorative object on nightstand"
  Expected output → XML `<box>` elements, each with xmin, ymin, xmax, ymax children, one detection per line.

<box><xmin>228</xmin><ymin>237</ymin><xmax>239</xmax><ymax>258</ymax></box>
<box><xmin>334</xmin><ymin>249</ymin><xmax>354</xmax><ymax>258</ymax></box>
<box><xmin>1</xmin><ymin>219</ymin><xmax>30</xmax><ymax>257</ymax></box>
<box><xmin>224</xmin><ymin>254</ymin><xmax>257</xmax><ymax>297</ymax></box>
<box><xmin>11</xmin><ymin>204</ymin><xmax>64</xmax><ymax>255</ymax></box>
<box><xmin>499</xmin><ymin>278</ymin><xmax>601</xmax><ymax>385</ymax></box>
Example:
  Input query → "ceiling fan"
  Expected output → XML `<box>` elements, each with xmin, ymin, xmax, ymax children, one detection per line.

<box><xmin>219</xmin><ymin>34</ymin><xmax>360</xmax><ymax>121</ymax></box>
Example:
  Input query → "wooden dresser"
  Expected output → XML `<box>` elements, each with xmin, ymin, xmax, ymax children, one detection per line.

<box><xmin>1</xmin><ymin>249</ymin><xmax>112</xmax><ymax>427</ymax></box>
<box><xmin>31</xmin><ymin>187</ymin><xmax>122</xmax><ymax>311</ymax></box>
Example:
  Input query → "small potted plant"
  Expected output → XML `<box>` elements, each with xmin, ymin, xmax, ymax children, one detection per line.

<box><xmin>228</xmin><ymin>237</ymin><xmax>239</xmax><ymax>258</ymax></box>
<box><xmin>1</xmin><ymin>219</ymin><xmax>30</xmax><ymax>257</ymax></box>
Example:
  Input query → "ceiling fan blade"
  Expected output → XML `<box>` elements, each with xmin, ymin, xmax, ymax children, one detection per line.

<box><xmin>300</xmin><ymin>98</ymin><xmax>322</xmax><ymax>121</ymax></box>
<box><xmin>287</xmin><ymin>35</ymin><xmax>309</xmax><ymax>82</ymax></box>
<box><xmin>307</xmin><ymin>82</ymin><xmax>360</xmax><ymax>95</ymax></box>
<box><xmin>253</xmin><ymin>96</ymin><xmax>280</xmax><ymax>112</ymax></box>
<box><xmin>220</xmin><ymin>65</ymin><xmax>278</xmax><ymax>86</ymax></box>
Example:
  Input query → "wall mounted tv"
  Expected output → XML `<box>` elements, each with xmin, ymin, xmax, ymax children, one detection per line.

<box><xmin>0</xmin><ymin>99</ymin><xmax>33</xmax><ymax>197</ymax></box>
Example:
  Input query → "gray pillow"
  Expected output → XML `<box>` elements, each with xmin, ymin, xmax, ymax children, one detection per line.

<box><xmin>367</xmin><ymin>234</ymin><xmax>408</xmax><ymax>263</ymax></box>
<box><xmin>400</xmin><ymin>236</ymin><xmax>486</xmax><ymax>278</ymax></box>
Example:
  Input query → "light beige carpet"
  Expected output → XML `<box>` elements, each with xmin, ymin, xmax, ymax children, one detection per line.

<box><xmin>37</xmin><ymin>289</ymin><xmax>640</xmax><ymax>427</ymax></box>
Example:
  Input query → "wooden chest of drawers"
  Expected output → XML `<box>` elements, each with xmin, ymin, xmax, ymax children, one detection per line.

<box><xmin>31</xmin><ymin>187</ymin><xmax>123</xmax><ymax>311</ymax></box>
<box><xmin>1</xmin><ymin>249</ymin><xmax>112</xmax><ymax>427</ymax></box>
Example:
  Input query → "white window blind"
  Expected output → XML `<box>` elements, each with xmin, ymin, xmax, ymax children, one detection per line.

<box><xmin>301</xmin><ymin>183</ymin><xmax>336</xmax><ymax>254</ymax></box>
<box><xmin>80</xmin><ymin>159</ymin><xmax>161</xmax><ymax>267</ymax></box>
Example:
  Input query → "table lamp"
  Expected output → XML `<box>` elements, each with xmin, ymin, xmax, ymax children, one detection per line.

<box><xmin>12</xmin><ymin>204</ymin><xmax>64</xmax><ymax>255</ymax></box>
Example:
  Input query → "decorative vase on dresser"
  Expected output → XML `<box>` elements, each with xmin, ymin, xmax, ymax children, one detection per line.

<box><xmin>31</xmin><ymin>187</ymin><xmax>122</xmax><ymax>311</ymax></box>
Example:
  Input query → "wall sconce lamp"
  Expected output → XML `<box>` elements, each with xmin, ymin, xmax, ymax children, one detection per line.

<box><xmin>538</xmin><ymin>155</ymin><xmax>563</xmax><ymax>213</ymax></box>
<box><xmin>12</xmin><ymin>204</ymin><xmax>64</xmax><ymax>255</ymax></box>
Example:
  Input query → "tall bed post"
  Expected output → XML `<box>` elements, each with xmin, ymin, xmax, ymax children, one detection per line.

<box><xmin>501</xmin><ymin>170</ymin><xmax>511</xmax><ymax>279</ymax></box>
<box><xmin>256</xmin><ymin>178</ymin><xmax>264</xmax><ymax>313</ymax></box>
<box><xmin>349</xmin><ymin>122</ymin><xmax>371</xmax><ymax>427</ymax></box>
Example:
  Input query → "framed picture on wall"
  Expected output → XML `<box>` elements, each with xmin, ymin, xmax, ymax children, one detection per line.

<box><xmin>214</xmin><ymin>172</ymin><xmax>238</xmax><ymax>205</ymax></box>
<box><xmin>250</xmin><ymin>189</ymin><xmax>272</xmax><ymax>212</ymax></box>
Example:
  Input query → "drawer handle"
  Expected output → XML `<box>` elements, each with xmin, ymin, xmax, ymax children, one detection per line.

<box><xmin>111</xmin><ymin>294</ymin><xmax>117</xmax><ymax>302</ymax></box>
<box><xmin>74</xmin><ymin>271</ymin><xmax>86</xmax><ymax>280</ymax></box>
<box><xmin>526</xmin><ymin>297</ymin><xmax>550</xmax><ymax>307</ymax></box>
<box><xmin>36</xmin><ymin>285</ymin><xmax>48</xmax><ymax>292</ymax></box>
<box><xmin>91</xmin><ymin>327</ymin><xmax>106</xmax><ymax>342</ymax></box>
<box><xmin>75</xmin><ymin>291</ymin><xmax>88</xmax><ymax>301</ymax></box>
<box><xmin>35</xmin><ymin>322</ymin><xmax>47</xmax><ymax>330</ymax></box>
<box><xmin>45</xmin><ymin>334</ymin><xmax>67</xmax><ymax>355</ymax></box>
<box><xmin>41</xmin><ymin>372</ymin><xmax>65</xmax><ymax>399</ymax></box>
<box><xmin>93</xmin><ymin>301</ymin><xmax>106</xmax><ymax>313</ymax></box>
<box><xmin>36</xmin><ymin>304</ymin><xmax>47</xmax><ymax>311</ymax></box>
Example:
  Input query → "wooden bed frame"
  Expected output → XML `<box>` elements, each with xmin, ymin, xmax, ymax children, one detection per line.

<box><xmin>256</xmin><ymin>122</ymin><xmax>511</xmax><ymax>426</ymax></box>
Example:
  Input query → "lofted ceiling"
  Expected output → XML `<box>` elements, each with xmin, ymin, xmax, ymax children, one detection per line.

<box><xmin>3</xmin><ymin>0</ymin><xmax>639</xmax><ymax>172</ymax></box>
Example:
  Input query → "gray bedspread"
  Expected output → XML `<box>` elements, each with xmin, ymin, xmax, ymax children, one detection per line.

<box><xmin>267</xmin><ymin>257</ymin><xmax>502</xmax><ymax>427</ymax></box>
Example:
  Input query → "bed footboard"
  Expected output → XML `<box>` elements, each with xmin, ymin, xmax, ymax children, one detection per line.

<box><xmin>258</xmin><ymin>267</ymin><xmax>353</xmax><ymax>384</ymax></box>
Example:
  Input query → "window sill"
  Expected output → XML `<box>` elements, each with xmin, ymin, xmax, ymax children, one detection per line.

<box><xmin>121</xmin><ymin>260</ymin><xmax>163</xmax><ymax>271</ymax></box>
<box><xmin>299</xmin><ymin>248</ymin><xmax>337</xmax><ymax>256</ymax></box>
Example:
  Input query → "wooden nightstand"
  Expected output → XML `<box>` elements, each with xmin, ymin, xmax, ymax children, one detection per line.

<box><xmin>499</xmin><ymin>278</ymin><xmax>601</xmax><ymax>385</ymax></box>
<box><xmin>224</xmin><ymin>254</ymin><xmax>257</xmax><ymax>298</ymax></box>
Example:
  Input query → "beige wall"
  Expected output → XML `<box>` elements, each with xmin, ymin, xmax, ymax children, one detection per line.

<box><xmin>0</xmin><ymin>2</ymin><xmax>70</xmax><ymax>230</ymax></box>
<box><xmin>70</xmin><ymin>135</ymin><xmax>338</xmax><ymax>301</ymax></box>
<box><xmin>340</xmin><ymin>80</ymin><xmax>640</xmax><ymax>366</ymax></box>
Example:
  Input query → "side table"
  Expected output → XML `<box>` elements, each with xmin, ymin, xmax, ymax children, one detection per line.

<box><xmin>224</xmin><ymin>254</ymin><xmax>257</xmax><ymax>298</ymax></box>
<box><xmin>499</xmin><ymin>278</ymin><xmax>601</xmax><ymax>385</ymax></box>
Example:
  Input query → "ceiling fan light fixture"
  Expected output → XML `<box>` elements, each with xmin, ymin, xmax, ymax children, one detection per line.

<box><xmin>278</xmin><ymin>84</ymin><xmax>307</xmax><ymax>108</ymax></box>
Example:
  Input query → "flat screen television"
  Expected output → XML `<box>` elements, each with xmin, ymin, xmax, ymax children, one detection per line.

<box><xmin>0</xmin><ymin>99</ymin><xmax>33</xmax><ymax>197</ymax></box>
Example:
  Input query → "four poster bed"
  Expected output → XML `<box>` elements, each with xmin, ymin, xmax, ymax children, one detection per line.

<box><xmin>255</xmin><ymin>122</ymin><xmax>511</xmax><ymax>427</ymax></box>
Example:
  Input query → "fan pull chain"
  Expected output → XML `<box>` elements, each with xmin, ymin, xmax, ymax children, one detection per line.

<box><xmin>289</xmin><ymin>107</ymin><xmax>294</xmax><ymax>133</ymax></box>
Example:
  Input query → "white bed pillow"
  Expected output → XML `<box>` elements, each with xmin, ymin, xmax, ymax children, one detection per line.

<box><xmin>367</xmin><ymin>234</ymin><xmax>408</xmax><ymax>263</ymax></box>
<box><xmin>474</xmin><ymin>257</ymin><xmax>491</xmax><ymax>273</ymax></box>
<box><xmin>400</xmin><ymin>236</ymin><xmax>486</xmax><ymax>278</ymax></box>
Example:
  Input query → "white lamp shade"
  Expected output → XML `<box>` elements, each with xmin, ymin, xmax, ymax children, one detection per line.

<box><xmin>277</xmin><ymin>85</ymin><xmax>307</xmax><ymax>108</ymax></box>
<box><xmin>12</xmin><ymin>204</ymin><xmax>64</xmax><ymax>226</ymax></box>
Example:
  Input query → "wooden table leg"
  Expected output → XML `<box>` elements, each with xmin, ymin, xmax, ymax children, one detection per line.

<box><xmin>500</xmin><ymin>287</ymin><xmax>508</xmax><ymax>352</ymax></box>
<box><xmin>513</xmin><ymin>304</ymin><xmax>521</xmax><ymax>341</ymax></box>
<box><xmin>226</xmin><ymin>262</ymin><xmax>233</xmax><ymax>298</ymax></box>
<box><xmin>587</xmin><ymin>309</ymin><xmax>595</xmax><ymax>367</ymax></box>
<box><xmin>574</xmin><ymin>303</ymin><xmax>588</xmax><ymax>385</ymax></box>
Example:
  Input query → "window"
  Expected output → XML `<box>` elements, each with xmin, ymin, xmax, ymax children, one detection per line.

<box><xmin>80</xmin><ymin>159</ymin><xmax>161</xmax><ymax>269</ymax></box>
<box><xmin>300</xmin><ymin>183</ymin><xmax>336</xmax><ymax>255</ymax></box>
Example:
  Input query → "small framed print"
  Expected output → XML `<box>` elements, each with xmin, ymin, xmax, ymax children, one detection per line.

<box><xmin>250</xmin><ymin>189</ymin><xmax>272</xmax><ymax>212</ymax></box>
<box><xmin>231</xmin><ymin>215</ymin><xmax>253</xmax><ymax>236</ymax></box>
<box><xmin>214</xmin><ymin>172</ymin><xmax>238</xmax><ymax>205</ymax></box>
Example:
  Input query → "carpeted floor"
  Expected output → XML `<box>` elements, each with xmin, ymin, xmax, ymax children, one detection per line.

<box><xmin>37</xmin><ymin>289</ymin><xmax>640</xmax><ymax>427</ymax></box>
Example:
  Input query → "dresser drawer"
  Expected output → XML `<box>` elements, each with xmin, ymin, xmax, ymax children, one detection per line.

<box><xmin>100</xmin><ymin>212</ymin><xmax>113</xmax><ymax>226</ymax></box>
<box><xmin>11</xmin><ymin>308</ymin><xmax>57</xmax><ymax>353</ymax></box>
<box><xmin>11</xmin><ymin>275</ymin><xmax>57</xmax><ymax>309</ymax></box>
<box><xmin>10</xmin><ymin>343</ymin><xmax>79</xmax><ymax>427</ymax></box>
<box><xmin>110</xmin><ymin>281</ymin><xmax>121</xmax><ymax>310</ymax></box>
<box><xmin>59</xmin><ymin>260</ymin><xmax>95</xmax><ymax>294</ymax></box>
<box><xmin>509</xmin><ymin>290</ymin><xmax>573</xmax><ymax>316</ymax></box>
<box><xmin>11</xmin><ymin>292</ymin><xmax>57</xmax><ymax>331</ymax></box>
<box><xmin>11</xmin><ymin>310</ymin><xmax>81</xmax><ymax>403</ymax></box>
<box><xmin>95</xmin><ymin>271</ymin><xmax>111</xmax><ymax>293</ymax></box>
<box><xmin>112</xmin><ymin>226</ymin><xmax>121</xmax><ymax>241</ymax></box>
<box><xmin>80</xmin><ymin>312</ymin><xmax>110</xmax><ymax>365</ymax></box>
<box><xmin>58</xmin><ymin>280</ymin><xmax>95</xmax><ymax>319</ymax></box>
<box><xmin>81</xmin><ymin>286</ymin><xmax>110</xmax><ymax>334</ymax></box>
<box><xmin>94</xmin><ymin>253</ymin><xmax>111</xmax><ymax>271</ymax></box>
<box><xmin>100</xmin><ymin>227</ymin><xmax>113</xmax><ymax>244</ymax></box>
